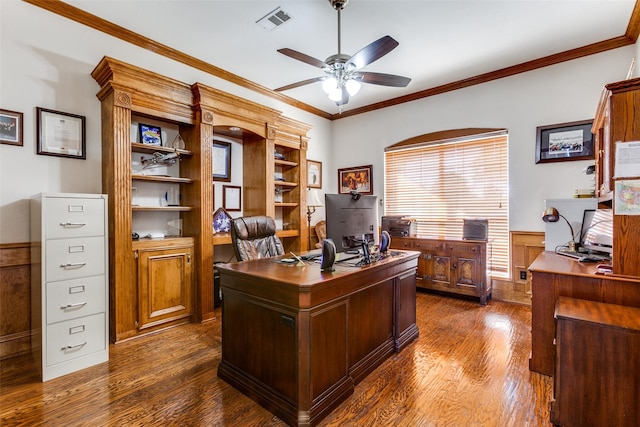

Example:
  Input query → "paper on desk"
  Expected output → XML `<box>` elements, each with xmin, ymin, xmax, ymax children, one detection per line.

<box><xmin>614</xmin><ymin>141</ymin><xmax>640</xmax><ymax>178</ymax></box>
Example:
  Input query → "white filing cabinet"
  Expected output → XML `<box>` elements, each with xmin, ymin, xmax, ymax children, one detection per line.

<box><xmin>31</xmin><ymin>193</ymin><xmax>109</xmax><ymax>381</ymax></box>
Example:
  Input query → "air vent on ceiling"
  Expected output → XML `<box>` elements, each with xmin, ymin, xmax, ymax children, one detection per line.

<box><xmin>256</xmin><ymin>7</ymin><xmax>292</xmax><ymax>30</ymax></box>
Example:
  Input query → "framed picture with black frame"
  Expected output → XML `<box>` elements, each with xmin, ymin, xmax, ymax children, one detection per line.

<box><xmin>535</xmin><ymin>119</ymin><xmax>595</xmax><ymax>164</ymax></box>
<box><xmin>36</xmin><ymin>107</ymin><xmax>86</xmax><ymax>159</ymax></box>
<box><xmin>138</xmin><ymin>123</ymin><xmax>162</xmax><ymax>146</ymax></box>
<box><xmin>338</xmin><ymin>164</ymin><xmax>373</xmax><ymax>195</ymax></box>
<box><xmin>213</xmin><ymin>140</ymin><xmax>231</xmax><ymax>182</ymax></box>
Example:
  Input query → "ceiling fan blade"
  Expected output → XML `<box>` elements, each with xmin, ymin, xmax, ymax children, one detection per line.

<box><xmin>346</xmin><ymin>35</ymin><xmax>399</xmax><ymax>70</ymax></box>
<box><xmin>358</xmin><ymin>72</ymin><xmax>411</xmax><ymax>87</ymax></box>
<box><xmin>277</xmin><ymin>48</ymin><xmax>327</xmax><ymax>69</ymax></box>
<box><xmin>274</xmin><ymin>76</ymin><xmax>326</xmax><ymax>92</ymax></box>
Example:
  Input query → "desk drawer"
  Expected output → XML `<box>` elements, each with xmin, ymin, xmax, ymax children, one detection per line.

<box><xmin>45</xmin><ymin>197</ymin><xmax>106</xmax><ymax>239</ymax></box>
<box><xmin>46</xmin><ymin>276</ymin><xmax>106</xmax><ymax>324</ymax></box>
<box><xmin>45</xmin><ymin>237</ymin><xmax>105</xmax><ymax>282</ymax></box>
<box><xmin>45</xmin><ymin>313</ymin><xmax>106</xmax><ymax>366</ymax></box>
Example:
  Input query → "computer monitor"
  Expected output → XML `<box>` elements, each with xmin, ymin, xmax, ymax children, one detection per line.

<box><xmin>581</xmin><ymin>208</ymin><xmax>613</xmax><ymax>255</ymax></box>
<box><xmin>325</xmin><ymin>193</ymin><xmax>379</xmax><ymax>253</ymax></box>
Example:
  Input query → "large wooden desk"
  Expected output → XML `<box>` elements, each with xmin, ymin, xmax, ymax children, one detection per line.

<box><xmin>528</xmin><ymin>252</ymin><xmax>640</xmax><ymax>376</ymax></box>
<box><xmin>216</xmin><ymin>251</ymin><xmax>420</xmax><ymax>427</ymax></box>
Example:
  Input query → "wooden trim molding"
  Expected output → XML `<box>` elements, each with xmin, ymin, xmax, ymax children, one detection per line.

<box><xmin>0</xmin><ymin>243</ymin><xmax>32</xmax><ymax>359</ymax></box>
<box><xmin>22</xmin><ymin>0</ymin><xmax>640</xmax><ymax>121</ymax></box>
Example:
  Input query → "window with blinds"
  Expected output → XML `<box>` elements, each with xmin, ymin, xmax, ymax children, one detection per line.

<box><xmin>384</xmin><ymin>132</ymin><xmax>509</xmax><ymax>277</ymax></box>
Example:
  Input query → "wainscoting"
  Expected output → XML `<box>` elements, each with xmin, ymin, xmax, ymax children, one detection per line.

<box><xmin>0</xmin><ymin>243</ymin><xmax>31</xmax><ymax>359</ymax></box>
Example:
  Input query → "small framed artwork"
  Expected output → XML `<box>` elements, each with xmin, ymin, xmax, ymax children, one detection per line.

<box><xmin>535</xmin><ymin>119</ymin><xmax>595</xmax><ymax>164</ymax></box>
<box><xmin>213</xmin><ymin>207</ymin><xmax>232</xmax><ymax>233</ymax></box>
<box><xmin>213</xmin><ymin>140</ymin><xmax>231</xmax><ymax>182</ymax></box>
<box><xmin>0</xmin><ymin>109</ymin><xmax>23</xmax><ymax>146</ymax></box>
<box><xmin>139</xmin><ymin>123</ymin><xmax>162</xmax><ymax>146</ymax></box>
<box><xmin>338</xmin><ymin>165</ymin><xmax>373</xmax><ymax>195</ymax></box>
<box><xmin>307</xmin><ymin>159</ymin><xmax>322</xmax><ymax>189</ymax></box>
<box><xmin>223</xmin><ymin>185</ymin><xmax>242</xmax><ymax>211</ymax></box>
<box><xmin>37</xmin><ymin>107</ymin><xmax>86</xmax><ymax>159</ymax></box>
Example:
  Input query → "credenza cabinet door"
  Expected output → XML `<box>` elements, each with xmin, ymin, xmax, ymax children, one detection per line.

<box><xmin>136</xmin><ymin>244</ymin><xmax>193</xmax><ymax>330</ymax></box>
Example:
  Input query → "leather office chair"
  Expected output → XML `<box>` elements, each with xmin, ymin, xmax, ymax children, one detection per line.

<box><xmin>314</xmin><ymin>220</ymin><xmax>326</xmax><ymax>249</ymax></box>
<box><xmin>230</xmin><ymin>215</ymin><xmax>285</xmax><ymax>261</ymax></box>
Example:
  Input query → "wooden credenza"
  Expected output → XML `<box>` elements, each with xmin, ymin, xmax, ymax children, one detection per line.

<box><xmin>551</xmin><ymin>297</ymin><xmax>640</xmax><ymax>426</ymax></box>
<box><xmin>390</xmin><ymin>237</ymin><xmax>491</xmax><ymax>304</ymax></box>
<box><xmin>216</xmin><ymin>250</ymin><xmax>420</xmax><ymax>427</ymax></box>
<box><xmin>529</xmin><ymin>252</ymin><xmax>640</xmax><ymax>377</ymax></box>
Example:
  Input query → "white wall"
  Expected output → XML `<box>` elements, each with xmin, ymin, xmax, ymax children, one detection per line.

<box><xmin>330</xmin><ymin>47</ymin><xmax>636</xmax><ymax>232</ymax></box>
<box><xmin>0</xmin><ymin>1</ymin><xmax>331</xmax><ymax>243</ymax></box>
<box><xmin>0</xmin><ymin>1</ymin><xmax>636</xmax><ymax>243</ymax></box>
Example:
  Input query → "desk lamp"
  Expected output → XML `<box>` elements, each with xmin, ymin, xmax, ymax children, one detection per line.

<box><xmin>542</xmin><ymin>207</ymin><xmax>576</xmax><ymax>252</ymax></box>
<box><xmin>306</xmin><ymin>189</ymin><xmax>323</xmax><ymax>249</ymax></box>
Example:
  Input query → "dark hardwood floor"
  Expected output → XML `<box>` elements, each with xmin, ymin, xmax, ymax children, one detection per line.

<box><xmin>0</xmin><ymin>291</ymin><xmax>552</xmax><ymax>426</ymax></box>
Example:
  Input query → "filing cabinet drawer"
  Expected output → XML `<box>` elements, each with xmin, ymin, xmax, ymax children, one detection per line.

<box><xmin>46</xmin><ymin>276</ymin><xmax>106</xmax><ymax>324</ymax></box>
<box><xmin>46</xmin><ymin>313</ymin><xmax>106</xmax><ymax>366</ymax></box>
<box><xmin>45</xmin><ymin>237</ymin><xmax>105</xmax><ymax>282</ymax></box>
<box><xmin>45</xmin><ymin>197</ymin><xmax>106</xmax><ymax>239</ymax></box>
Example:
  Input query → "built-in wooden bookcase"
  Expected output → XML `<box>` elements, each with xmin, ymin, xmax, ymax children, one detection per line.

<box><xmin>92</xmin><ymin>58</ymin><xmax>311</xmax><ymax>342</ymax></box>
<box><xmin>592</xmin><ymin>77</ymin><xmax>640</xmax><ymax>277</ymax></box>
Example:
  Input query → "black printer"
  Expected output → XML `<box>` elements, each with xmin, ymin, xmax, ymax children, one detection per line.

<box><xmin>381</xmin><ymin>216</ymin><xmax>416</xmax><ymax>237</ymax></box>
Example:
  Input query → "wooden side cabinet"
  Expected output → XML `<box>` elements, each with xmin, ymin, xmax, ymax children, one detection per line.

<box><xmin>391</xmin><ymin>237</ymin><xmax>491</xmax><ymax>305</ymax></box>
<box><xmin>133</xmin><ymin>238</ymin><xmax>193</xmax><ymax>331</ymax></box>
<box><xmin>551</xmin><ymin>297</ymin><xmax>640</xmax><ymax>426</ymax></box>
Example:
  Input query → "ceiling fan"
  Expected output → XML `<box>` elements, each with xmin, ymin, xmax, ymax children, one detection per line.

<box><xmin>274</xmin><ymin>0</ymin><xmax>411</xmax><ymax>108</ymax></box>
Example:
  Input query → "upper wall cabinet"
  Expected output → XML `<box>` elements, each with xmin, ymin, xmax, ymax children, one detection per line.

<box><xmin>592</xmin><ymin>77</ymin><xmax>640</xmax><ymax>277</ymax></box>
<box><xmin>91</xmin><ymin>57</ymin><xmax>311</xmax><ymax>342</ymax></box>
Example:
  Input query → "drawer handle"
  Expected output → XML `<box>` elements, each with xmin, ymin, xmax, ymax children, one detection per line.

<box><xmin>61</xmin><ymin>342</ymin><xmax>87</xmax><ymax>351</ymax></box>
<box><xmin>60</xmin><ymin>222</ymin><xmax>87</xmax><ymax>227</ymax></box>
<box><xmin>60</xmin><ymin>262</ymin><xmax>87</xmax><ymax>268</ymax></box>
<box><xmin>61</xmin><ymin>302</ymin><xmax>87</xmax><ymax>310</ymax></box>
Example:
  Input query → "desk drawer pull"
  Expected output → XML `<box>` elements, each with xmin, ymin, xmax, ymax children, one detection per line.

<box><xmin>60</xmin><ymin>222</ymin><xmax>87</xmax><ymax>227</ymax></box>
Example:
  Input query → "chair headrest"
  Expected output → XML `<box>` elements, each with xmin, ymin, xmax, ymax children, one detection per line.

<box><xmin>232</xmin><ymin>216</ymin><xmax>277</xmax><ymax>240</ymax></box>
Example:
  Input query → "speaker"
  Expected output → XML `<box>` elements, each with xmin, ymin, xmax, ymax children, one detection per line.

<box><xmin>379</xmin><ymin>230</ymin><xmax>391</xmax><ymax>253</ymax></box>
<box><xmin>320</xmin><ymin>238</ymin><xmax>336</xmax><ymax>272</ymax></box>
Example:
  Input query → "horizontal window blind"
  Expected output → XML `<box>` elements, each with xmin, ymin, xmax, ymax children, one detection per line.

<box><xmin>385</xmin><ymin>134</ymin><xmax>509</xmax><ymax>277</ymax></box>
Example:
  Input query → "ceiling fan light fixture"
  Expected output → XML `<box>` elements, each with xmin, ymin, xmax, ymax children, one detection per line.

<box><xmin>328</xmin><ymin>87</ymin><xmax>343</xmax><ymax>102</ymax></box>
<box><xmin>345</xmin><ymin>79</ymin><xmax>361</xmax><ymax>96</ymax></box>
<box><xmin>322</xmin><ymin>77</ymin><xmax>338</xmax><ymax>94</ymax></box>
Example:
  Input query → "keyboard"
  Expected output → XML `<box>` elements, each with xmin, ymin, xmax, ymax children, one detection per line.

<box><xmin>556</xmin><ymin>249</ymin><xmax>610</xmax><ymax>262</ymax></box>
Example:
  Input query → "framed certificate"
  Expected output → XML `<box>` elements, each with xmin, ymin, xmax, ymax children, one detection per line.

<box><xmin>37</xmin><ymin>107</ymin><xmax>86</xmax><ymax>159</ymax></box>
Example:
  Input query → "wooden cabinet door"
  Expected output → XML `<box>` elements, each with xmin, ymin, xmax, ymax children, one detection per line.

<box><xmin>453</xmin><ymin>255</ymin><xmax>480</xmax><ymax>291</ymax></box>
<box><xmin>137</xmin><ymin>244</ymin><xmax>193</xmax><ymax>330</ymax></box>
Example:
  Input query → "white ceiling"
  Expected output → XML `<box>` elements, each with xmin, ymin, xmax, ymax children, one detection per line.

<box><xmin>65</xmin><ymin>0</ymin><xmax>636</xmax><ymax>115</ymax></box>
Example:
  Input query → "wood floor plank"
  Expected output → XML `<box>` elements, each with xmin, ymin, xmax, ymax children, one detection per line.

<box><xmin>0</xmin><ymin>292</ymin><xmax>552</xmax><ymax>426</ymax></box>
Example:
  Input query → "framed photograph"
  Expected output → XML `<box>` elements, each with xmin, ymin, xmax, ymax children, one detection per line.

<box><xmin>338</xmin><ymin>165</ymin><xmax>373</xmax><ymax>195</ymax></box>
<box><xmin>223</xmin><ymin>185</ymin><xmax>242</xmax><ymax>211</ymax></box>
<box><xmin>213</xmin><ymin>207</ymin><xmax>232</xmax><ymax>233</ymax></box>
<box><xmin>139</xmin><ymin>123</ymin><xmax>162</xmax><ymax>146</ymax></box>
<box><xmin>37</xmin><ymin>107</ymin><xmax>86</xmax><ymax>159</ymax></box>
<box><xmin>307</xmin><ymin>159</ymin><xmax>322</xmax><ymax>189</ymax></box>
<box><xmin>0</xmin><ymin>109</ymin><xmax>23</xmax><ymax>146</ymax></box>
<box><xmin>213</xmin><ymin>140</ymin><xmax>231</xmax><ymax>182</ymax></box>
<box><xmin>535</xmin><ymin>120</ymin><xmax>595</xmax><ymax>164</ymax></box>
